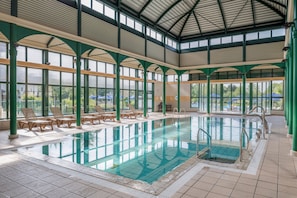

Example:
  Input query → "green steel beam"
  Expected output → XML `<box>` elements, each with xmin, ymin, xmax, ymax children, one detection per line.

<box><xmin>46</xmin><ymin>36</ymin><xmax>55</xmax><ymax>48</ymax></box>
<box><xmin>178</xmin><ymin>0</ymin><xmax>201</xmax><ymax>37</ymax></box>
<box><xmin>255</xmin><ymin>0</ymin><xmax>285</xmax><ymax>19</ymax></box>
<box><xmin>77</xmin><ymin>0</ymin><xmax>82</xmax><ymax>36</ymax></box>
<box><xmin>251</xmin><ymin>0</ymin><xmax>256</xmax><ymax>27</ymax></box>
<box><xmin>154</xmin><ymin>0</ymin><xmax>182</xmax><ymax>25</ymax></box>
<box><xmin>249</xmin><ymin>83</ymin><xmax>253</xmax><ymax>111</ymax></box>
<box><xmin>217</xmin><ymin>0</ymin><xmax>227</xmax><ymax>33</ymax></box>
<box><xmin>138</xmin><ymin>0</ymin><xmax>152</xmax><ymax>17</ymax></box>
<box><xmin>11</xmin><ymin>0</ymin><xmax>18</xmax><ymax>17</ymax></box>
<box><xmin>9</xmin><ymin>24</ymin><xmax>18</xmax><ymax>139</ymax></box>
<box><xmin>193</xmin><ymin>12</ymin><xmax>203</xmax><ymax>36</ymax></box>
<box><xmin>168</xmin><ymin>12</ymin><xmax>189</xmax><ymax>32</ymax></box>
<box><xmin>143</xmin><ymin>68</ymin><xmax>148</xmax><ymax>117</ymax></box>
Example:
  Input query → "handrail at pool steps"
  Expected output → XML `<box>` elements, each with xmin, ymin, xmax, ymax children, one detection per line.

<box><xmin>196</xmin><ymin>128</ymin><xmax>212</xmax><ymax>159</ymax></box>
<box><xmin>240</xmin><ymin>128</ymin><xmax>250</xmax><ymax>162</ymax></box>
<box><xmin>247</xmin><ymin>105</ymin><xmax>269</xmax><ymax>138</ymax></box>
<box><xmin>172</xmin><ymin>107</ymin><xmax>186</xmax><ymax>117</ymax></box>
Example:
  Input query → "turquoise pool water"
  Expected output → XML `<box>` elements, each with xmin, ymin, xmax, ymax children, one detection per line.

<box><xmin>23</xmin><ymin>116</ymin><xmax>260</xmax><ymax>184</ymax></box>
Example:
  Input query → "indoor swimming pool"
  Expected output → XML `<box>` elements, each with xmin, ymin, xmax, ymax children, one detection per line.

<box><xmin>20</xmin><ymin>115</ymin><xmax>261</xmax><ymax>185</ymax></box>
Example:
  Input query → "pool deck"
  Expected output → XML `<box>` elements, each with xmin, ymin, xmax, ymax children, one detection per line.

<box><xmin>0</xmin><ymin>113</ymin><xmax>297</xmax><ymax>198</ymax></box>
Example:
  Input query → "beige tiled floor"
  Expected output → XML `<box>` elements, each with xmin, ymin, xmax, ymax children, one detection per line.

<box><xmin>0</xmin><ymin>113</ymin><xmax>296</xmax><ymax>198</ymax></box>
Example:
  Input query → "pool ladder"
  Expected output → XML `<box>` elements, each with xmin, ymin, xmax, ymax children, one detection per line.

<box><xmin>173</xmin><ymin>107</ymin><xmax>186</xmax><ymax>117</ymax></box>
<box><xmin>196</xmin><ymin>128</ymin><xmax>212</xmax><ymax>159</ymax></box>
<box><xmin>240</xmin><ymin>128</ymin><xmax>250</xmax><ymax>162</ymax></box>
<box><xmin>247</xmin><ymin>106</ymin><xmax>268</xmax><ymax>138</ymax></box>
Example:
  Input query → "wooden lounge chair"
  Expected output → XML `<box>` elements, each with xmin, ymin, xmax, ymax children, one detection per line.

<box><xmin>120</xmin><ymin>110</ymin><xmax>137</xmax><ymax>119</ymax></box>
<box><xmin>128</xmin><ymin>104</ymin><xmax>143</xmax><ymax>117</ymax></box>
<box><xmin>19</xmin><ymin>108</ymin><xmax>53</xmax><ymax>131</ymax></box>
<box><xmin>95</xmin><ymin>106</ymin><xmax>116</xmax><ymax>121</ymax></box>
<box><xmin>50</xmin><ymin>107</ymin><xmax>76</xmax><ymax>128</ymax></box>
<box><xmin>74</xmin><ymin>106</ymin><xmax>102</xmax><ymax>125</ymax></box>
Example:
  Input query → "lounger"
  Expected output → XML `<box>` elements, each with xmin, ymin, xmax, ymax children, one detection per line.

<box><xmin>19</xmin><ymin>108</ymin><xmax>53</xmax><ymax>131</ymax></box>
<box><xmin>128</xmin><ymin>104</ymin><xmax>143</xmax><ymax>117</ymax></box>
<box><xmin>50</xmin><ymin>107</ymin><xmax>76</xmax><ymax>128</ymax></box>
<box><xmin>95</xmin><ymin>106</ymin><xmax>116</xmax><ymax>121</ymax></box>
<box><xmin>74</xmin><ymin>106</ymin><xmax>102</xmax><ymax>125</ymax></box>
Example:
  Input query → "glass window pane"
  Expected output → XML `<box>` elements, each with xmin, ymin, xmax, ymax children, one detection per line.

<box><xmin>106</xmin><ymin>63</ymin><xmax>114</xmax><ymax>74</ymax></box>
<box><xmin>123</xmin><ymin>67</ymin><xmax>129</xmax><ymax>76</ymax></box>
<box><xmin>0</xmin><ymin>65</ymin><xmax>6</xmax><ymax>81</ymax></box>
<box><xmin>81</xmin><ymin>0</ymin><xmax>91</xmax><ymax>7</ymax></box>
<box><xmin>130</xmin><ymin>80</ymin><xmax>135</xmax><ymax>89</ymax></box>
<box><xmin>138</xmin><ymin>81</ymin><xmax>143</xmax><ymax>90</ymax></box>
<box><xmin>0</xmin><ymin>42</ymin><xmax>7</xmax><ymax>58</ymax></box>
<box><xmin>89</xmin><ymin>75</ymin><xmax>96</xmax><ymax>87</ymax></box>
<box><xmin>49</xmin><ymin>71</ymin><xmax>60</xmax><ymax>85</ymax></box>
<box><xmin>259</xmin><ymin>30</ymin><xmax>271</xmax><ymax>39</ymax></box>
<box><xmin>272</xmin><ymin>28</ymin><xmax>285</xmax><ymax>37</ymax></box>
<box><xmin>190</xmin><ymin>41</ymin><xmax>198</xmax><ymax>48</ymax></box>
<box><xmin>27</xmin><ymin>68</ymin><xmax>42</xmax><ymax>84</ymax></box>
<box><xmin>48</xmin><ymin>52</ymin><xmax>60</xmax><ymax>66</ymax></box>
<box><xmin>199</xmin><ymin>40</ymin><xmax>208</xmax><ymax>47</ymax></box>
<box><xmin>17</xmin><ymin>67</ymin><xmax>25</xmax><ymax>83</ymax></box>
<box><xmin>104</xmin><ymin>5</ymin><xmax>115</xmax><ymax>19</ymax></box>
<box><xmin>27</xmin><ymin>48</ymin><xmax>42</xmax><ymax>64</ymax></box>
<box><xmin>61</xmin><ymin>55</ymin><xmax>73</xmax><ymax>68</ymax></box>
<box><xmin>135</xmin><ymin>21</ymin><xmax>142</xmax><ymax>32</ymax></box>
<box><xmin>106</xmin><ymin>77</ymin><xmax>114</xmax><ymax>88</ymax></box>
<box><xmin>0</xmin><ymin>83</ymin><xmax>7</xmax><ymax>118</ymax></box>
<box><xmin>127</xmin><ymin>17</ymin><xmax>134</xmax><ymax>28</ymax></box>
<box><xmin>88</xmin><ymin>60</ymin><xmax>96</xmax><ymax>71</ymax></box>
<box><xmin>210</xmin><ymin>38</ymin><xmax>221</xmax><ymax>45</ymax></box>
<box><xmin>93</xmin><ymin>0</ymin><xmax>103</xmax><ymax>13</ymax></box>
<box><xmin>222</xmin><ymin>36</ymin><xmax>231</xmax><ymax>44</ymax></box>
<box><xmin>246</xmin><ymin>32</ymin><xmax>258</xmax><ymax>41</ymax></box>
<box><xmin>130</xmin><ymin>68</ymin><xmax>135</xmax><ymax>77</ymax></box>
<box><xmin>232</xmin><ymin>35</ymin><xmax>243</xmax><ymax>42</ymax></box>
<box><xmin>156</xmin><ymin>32</ymin><xmax>162</xmax><ymax>42</ymax></box>
<box><xmin>27</xmin><ymin>85</ymin><xmax>42</xmax><ymax>116</ymax></box>
<box><xmin>123</xmin><ymin>80</ymin><xmax>129</xmax><ymax>89</ymax></box>
<box><xmin>61</xmin><ymin>72</ymin><xmax>73</xmax><ymax>86</ymax></box>
<box><xmin>120</xmin><ymin>13</ymin><xmax>126</xmax><ymax>24</ymax></box>
<box><xmin>17</xmin><ymin>46</ymin><xmax>26</xmax><ymax>61</ymax></box>
<box><xmin>180</xmin><ymin>42</ymin><xmax>189</xmax><ymax>49</ymax></box>
<box><xmin>97</xmin><ymin>61</ymin><xmax>105</xmax><ymax>72</ymax></box>
<box><xmin>98</xmin><ymin>76</ymin><xmax>106</xmax><ymax>87</ymax></box>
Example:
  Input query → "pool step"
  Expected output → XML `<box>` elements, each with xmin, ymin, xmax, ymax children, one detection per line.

<box><xmin>197</xmin><ymin>147</ymin><xmax>210</xmax><ymax>158</ymax></box>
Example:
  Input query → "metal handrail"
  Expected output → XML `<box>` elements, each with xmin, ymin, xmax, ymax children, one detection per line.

<box><xmin>196</xmin><ymin>128</ymin><xmax>212</xmax><ymax>158</ymax></box>
<box><xmin>247</xmin><ymin>105</ymin><xmax>268</xmax><ymax>136</ymax></box>
<box><xmin>240</xmin><ymin>128</ymin><xmax>250</xmax><ymax>162</ymax></box>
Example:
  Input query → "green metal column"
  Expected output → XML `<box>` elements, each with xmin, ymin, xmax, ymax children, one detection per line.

<box><xmin>292</xmin><ymin>7</ymin><xmax>297</xmax><ymax>151</ymax></box>
<box><xmin>115</xmin><ymin>57</ymin><xmax>121</xmax><ymax>121</ymax></box>
<box><xmin>9</xmin><ymin>23</ymin><xmax>18</xmax><ymax>139</ymax></box>
<box><xmin>162</xmin><ymin>73</ymin><xmax>166</xmax><ymax>115</ymax></box>
<box><xmin>242</xmin><ymin>73</ymin><xmax>246</xmax><ymax>114</ymax></box>
<box><xmin>220</xmin><ymin>84</ymin><xmax>223</xmax><ymax>112</ymax></box>
<box><xmin>249</xmin><ymin>83</ymin><xmax>253</xmax><ymax>111</ymax></box>
<box><xmin>76</xmin><ymin>43</ymin><xmax>82</xmax><ymax>128</ymax></box>
<box><xmin>207</xmin><ymin>75</ymin><xmax>210</xmax><ymax>114</ymax></box>
<box><xmin>289</xmin><ymin>37</ymin><xmax>293</xmax><ymax>135</ymax></box>
<box><xmin>43</xmin><ymin>50</ymin><xmax>49</xmax><ymax>116</ymax></box>
<box><xmin>143</xmin><ymin>67</ymin><xmax>147</xmax><ymax>117</ymax></box>
<box><xmin>84</xmin><ymin>60</ymin><xmax>89</xmax><ymax>112</ymax></box>
<box><xmin>285</xmin><ymin>59</ymin><xmax>289</xmax><ymax>122</ymax></box>
<box><xmin>177</xmin><ymin>74</ymin><xmax>181</xmax><ymax>112</ymax></box>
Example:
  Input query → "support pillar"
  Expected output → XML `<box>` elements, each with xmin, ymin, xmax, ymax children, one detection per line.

<box><xmin>9</xmin><ymin>23</ymin><xmax>18</xmax><ymax>139</ymax></box>
<box><xmin>242</xmin><ymin>73</ymin><xmax>246</xmax><ymax>114</ymax></box>
<box><xmin>76</xmin><ymin>43</ymin><xmax>82</xmax><ymax>128</ymax></box>
<box><xmin>115</xmin><ymin>58</ymin><xmax>121</xmax><ymax>122</ymax></box>
<box><xmin>177</xmin><ymin>75</ymin><xmax>181</xmax><ymax>112</ymax></box>
<box><xmin>207</xmin><ymin>75</ymin><xmax>210</xmax><ymax>114</ymax></box>
<box><xmin>291</xmin><ymin>27</ymin><xmax>297</xmax><ymax>152</ymax></box>
<box><xmin>143</xmin><ymin>68</ymin><xmax>147</xmax><ymax>117</ymax></box>
<box><xmin>162</xmin><ymin>72</ymin><xmax>166</xmax><ymax>115</ymax></box>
